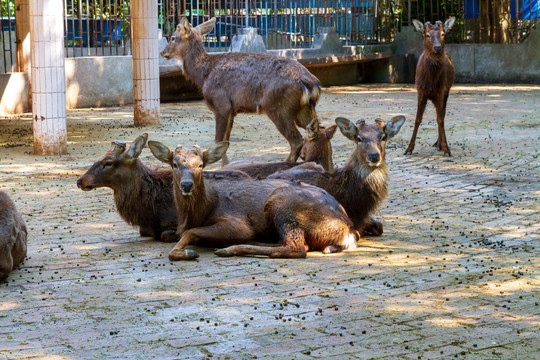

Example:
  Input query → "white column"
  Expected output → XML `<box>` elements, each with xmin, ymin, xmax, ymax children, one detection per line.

<box><xmin>131</xmin><ymin>0</ymin><xmax>160</xmax><ymax>126</ymax></box>
<box><xmin>29</xmin><ymin>0</ymin><xmax>67</xmax><ymax>155</ymax></box>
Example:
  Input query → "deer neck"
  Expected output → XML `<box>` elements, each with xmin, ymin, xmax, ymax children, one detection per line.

<box><xmin>181</xmin><ymin>40</ymin><xmax>215</xmax><ymax>89</ymax></box>
<box><xmin>173</xmin><ymin>177</ymin><xmax>214</xmax><ymax>230</ymax></box>
<box><xmin>112</xmin><ymin>160</ymin><xmax>149</xmax><ymax>225</ymax></box>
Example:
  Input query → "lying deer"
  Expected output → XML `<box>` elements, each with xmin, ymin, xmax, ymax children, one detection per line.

<box><xmin>223</xmin><ymin>118</ymin><xmax>337</xmax><ymax>179</ymax></box>
<box><xmin>0</xmin><ymin>191</ymin><xmax>27</xmax><ymax>281</ymax></box>
<box><xmin>269</xmin><ymin>116</ymin><xmax>405</xmax><ymax>236</ymax></box>
<box><xmin>148</xmin><ymin>140</ymin><xmax>358</xmax><ymax>260</ymax></box>
<box><xmin>405</xmin><ymin>17</ymin><xmax>455</xmax><ymax>156</ymax></box>
<box><xmin>161</xmin><ymin>17</ymin><xmax>321</xmax><ymax>165</ymax></box>
<box><xmin>77</xmin><ymin>134</ymin><xmax>249</xmax><ymax>243</ymax></box>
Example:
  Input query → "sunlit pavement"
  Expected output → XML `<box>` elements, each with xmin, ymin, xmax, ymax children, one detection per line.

<box><xmin>0</xmin><ymin>84</ymin><xmax>538</xmax><ymax>359</ymax></box>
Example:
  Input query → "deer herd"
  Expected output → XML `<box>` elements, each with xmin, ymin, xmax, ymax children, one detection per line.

<box><xmin>1</xmin><ymin>16</ymin><xmax>456</xmax><ymax>278</ymax></box>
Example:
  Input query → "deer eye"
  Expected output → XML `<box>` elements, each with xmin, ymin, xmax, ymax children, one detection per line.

<box><xmin>171</xmin><ymin>36</ymin><xmax>176</xmax><ymax>42</ymax></box>
<box><xmin>198</xmin><ymin>164</ymin><xmax>203</xmax><ymax>168</ymax></box>
<box><xmin>103</xmin><ymin>161</ymin><xmax>113</xmax><ymax>167</ymax></box>
<box><xmin>357</xmin><ymin>136</ymin><xmax>364</xmax><ymax>143</ymax></box>
<box><xmin>172</xmin><ymin>163</ymin><xmax>178</xmax><ymax>169</ymax></box>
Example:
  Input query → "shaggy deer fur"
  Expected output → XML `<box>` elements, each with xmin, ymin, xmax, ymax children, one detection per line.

<box><xmin>223</xmin><ymin>119</ymin><xmax>337</xmax><ymax>178</ymax></box>
<box><xmin>161</xmin><ymin>17</ymin><xmax>321</xmax><ymax>165</ymax></box>
<box><xmin>0</xmin><ymin>191</ymin><xmax>27</xmax><ymax>281</ymax></box>
<box><xmin>148</xmin><ymin>141</ymin><xmax>358</xmax><ymax>260</ymax></box>
<box><xmin>77</xmin><ymin>134</ymin><xmax>250</xmax><ymax>243</ymax></box>
<box><xmin>405</xmin><ymin>17</ymin><xmax>455</xmax><ymax>156</ymax></box>
<box><xmin>270</xmin><ymin>116</ymin><xmax>405</xmax><ymax>235</ymax></box>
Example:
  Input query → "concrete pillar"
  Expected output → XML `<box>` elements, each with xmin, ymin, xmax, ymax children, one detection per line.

<box><xmin>29</xmin><ymin>0</ymin><xmax>67</xmax><ymax>155</ymax></box>
<box><xmin>131</xmin><ymin>0</ymin><xmax>160</xmax><ymax>126</ymax></box>
<box><xmin>15</xmin><ymin>0</ymin><xmax>31</xmax><ymax>73</ymax></box>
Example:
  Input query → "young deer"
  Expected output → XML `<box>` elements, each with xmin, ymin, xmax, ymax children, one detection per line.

<box><xmin>223</xmin><ymin>118</ymin><xmax>337</xmax><ymax>179</ymax></box>
<box><xmin>269</xmin><ymin>116</ymin><xmax>405</xmax><ymax>236</ymax></box>
<box><xmin>405</xmin><ymin>17</ymin><xmax>455</xmax><ymax>156</ymax></box>
<box><xmin>77</xmin><ymin>134</ymin><xmax>178</xmax><ymax>243</ymax></box>
<box><xmin>148</xmin><ymin>141</ymin><xmax>358</xmax><ymax>260</ymax></box>
<box><xmin>0</xmin><ymin>191</ymin><xmax>27</xmax><ymax>281</ymax></box>
<box><xmin>77</xmin><ymin>134</ymin><xmax>250</xmax><ymax>243</ymax></box>
<box><xmin>161</xmin><ymin>17</ymin><xmax>321</xmax><ymax>165</ymax></box>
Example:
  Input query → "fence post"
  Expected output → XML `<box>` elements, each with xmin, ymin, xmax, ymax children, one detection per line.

<box><xmin>29</xmin><ymin>0</ymin><xmax>68</xmax><ymax>155</ymax></box>
<box><xmin>15</xmin><ymin>0</ymin><xmax>31</xmax><ymax>74</ymax></box>
<box><xmin>131</xmin><ymin>0</ymin><xmax>160</xmax><ymax>126</ymax></box>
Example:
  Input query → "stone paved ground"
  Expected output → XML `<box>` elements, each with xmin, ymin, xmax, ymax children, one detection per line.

<box><xmin>0</xmin><ymin>84</ymin><xmax>538</xmax><ymax>360</ymax></box>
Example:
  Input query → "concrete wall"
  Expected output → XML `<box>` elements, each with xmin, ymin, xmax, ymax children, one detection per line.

<box><xmin>65</xmin><ymin>56</ymin><xmax>133</xmax><ymax>109</ymax></box>
<box><xmin>393</xmin><ymin>27</ymin><xmax>540</xmax><ymax>83</ymax></box>
<box><xmin>0</xmin><ymin>72</ymin><xmax>30</xmax><ymax>114</ymax></box>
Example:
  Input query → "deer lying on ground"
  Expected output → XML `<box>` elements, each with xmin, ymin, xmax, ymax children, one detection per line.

<box><xmin>0</xmin><ymin>191</ymin><xmax>27</xmax><ymax>281</ymax></box>
<box><xmin>223</xmin><ymin>119</ymin><xmax>337</xmax><ymax>179</ymax></box>
<box><xmin>148</xmin><ymin>140</ymin><xmax>358</xmax><ymax>260</ymax></box>
<box><xmin>405</xmin><ymin>17</ymin><xmax>455</xmax><ymax>156</ymax></box>
<box><xmin>76</xmin><ymin>134</ymin><xmax>250</xmax><ymax>243</ymax></box>
<box><xmin>269</xmin><ymin>116</ymin><xmax>405</xmax><ymax>236</ymax></box>
<box><xmin>161</xmin><ymin>17</ymin><xmax>321</xmax><ymax>165</ymax></box>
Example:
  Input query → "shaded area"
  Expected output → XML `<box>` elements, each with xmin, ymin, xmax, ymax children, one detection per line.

<box><xmin>0</xmin><ymin>84</ymin><xmax>538</xmax><ymax>359</ymax></box>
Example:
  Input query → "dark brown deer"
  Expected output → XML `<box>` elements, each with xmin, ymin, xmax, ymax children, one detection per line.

<box><xmin>0</xmin><ymin>191</ymin><xmax>27</xmax><ymax>281</ymax></box>
<box><xmin>405</xmin><ymin>17</ymin><xmax>456</xmax><ymax>156</ymax></box>
<box><xmin>148</xmin><ymin>140</ymin><xmax>358</xmax><ymax>260</ymax></box>
<box><xmin>77</xmin><ymin>134</ymin><xmax>250</xmax><ymax>243</ymax></box>
<box><xmin>269</xmin><ymin>116</ymin><xmax>405</xmax><ymax>236</ymax></box>
<box><xmin>223</xmin><ymin>118</ymin><xmax>337</xmax><ymax>179</ymax></box>
<box><xmin>161</xmin><ymin>17</ymin><xmax>321</xmax><ymax>165</ymax></box>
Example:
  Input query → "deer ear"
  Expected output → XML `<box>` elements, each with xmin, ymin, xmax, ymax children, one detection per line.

<box><xmin>444</xmin><ymin>16</ymin><xmax>456</xmax><ymax>33</ymax></box>
<box><xmin>412</xmin><ymin>19</ymin><xmax>424</xmax><ymax>35</ymax></box>
<box><xmin>324</xmin><ymin>124</ymin><xmax>338</xmax><ymax>140</ymax></box>
<box><xmin>194</xmin><ymin>17</ymin><xmax>216</xmax><ymax>36</ymax></box>
<box><xmin>335</xmin><ymin>117</ymin><xmax>358</xmax><ymax>143</ymax></box>
<box><xmin>127</xmin><ymin>133</ymin><xmax>148</xmax><ymax>159</ymax></box>
<box><xmin>179</xmin><ymin>17</ymin><xmax>192</xmax><ymax>37</ymax></box>
<box><xmin>148</xmin><ymin>141</ymin><xmax>174</xmax><ymax>165</ymax></box>
<box><xmin>202</xmin><ymin>141</ymin><xmax>229</xmax><ymax>166</ymax></box>
<box><xmin>384</xmin><ymin>116</ymin><xmax>406</xmax><ymax>140</ymax></box>
<box><xmin>109</xmin><ymin>140</ymin><xmax>126</xmax><ymax>157</ymax></box>
<box><xmin>306</xmin><ymin>119</ymin><xmax>319</xmax><ymax>140</ymax></box>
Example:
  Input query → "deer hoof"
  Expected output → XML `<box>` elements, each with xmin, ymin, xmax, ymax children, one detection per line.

<box><xmin>214</xmin><ymin>248</ymin><xmax>233</xmax><ymax>257</ymax></box>
<box><xmin>168</xmin><ymin>249</ymin><xmax>199</xmax><ymax>261</ymax></box>
<box><xmin>404</xmin><ymin>149</ymin><xmax>413</xmax><ymax>155</ymax></box>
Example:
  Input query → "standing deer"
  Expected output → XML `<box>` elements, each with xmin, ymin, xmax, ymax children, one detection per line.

<box><xmin>0</xmin><ymin>191</ymin><xmax>27</xmax><ymax>281</ymax></box>
<box><xmin>223</xmin><ymin>118</ymin><xmax>337</xmax><ymax>178</ymax></box>
<box><xmin>269</xmin><ymin>116</ymin><xmax>405</xmax><ymax>236</ymax></box>
<box><xmin>405</xmin><ymin>17</ymin><xmax>455</xmax><ymax>156</ymax></box>
<box><xmin>161</xmin><ymin>17</ymin><xmax>321</xmax><ymax>165</ymax></box>
<box><xmin>148</xmin><ymin>140</ymin><xmax>358</xmax><ymax>260</ymax></box>
<box><xmin>77</xmin><ymin>134</ymin><xmax>250</xmax><ymax>243</ymax></box>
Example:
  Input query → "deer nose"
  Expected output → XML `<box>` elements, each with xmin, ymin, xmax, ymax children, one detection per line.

<box><xmin>181</xmin><ymin>181</ymin><xmax>193</xmax><ymax>193</ymax></box>
<box><xmin>76</xmin><ymin>179</ymin><xmax>83</xmax><ymax>189</ymax></box>
<box><xmin>434</xmin><ymin>46</ymin><xmax>442</xmax><ymax>53</ymax></box>
<box><xmin>368</xmin><ymin>153</ymin><xmax>380</xmax><ymax>164</ymax></box>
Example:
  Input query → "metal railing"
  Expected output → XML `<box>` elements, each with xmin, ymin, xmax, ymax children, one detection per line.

<box><xmin>63</xmin><ymin>0</ymin><xmax>132</xmax><ymax>57</ymax></box>
<box><xmin>159</xmin><ymin>0</ymin><xmax>399</xmax><ymax>50</ymax></box>
<box><xmin>1</xmin><ymin>1</ymin><xmax>16</xmax><ymax>73</ymax></box>
<box><xmin>400</xmin><ymin>0</ymin><xmax>539</xmax><ymax>44</ymax></box>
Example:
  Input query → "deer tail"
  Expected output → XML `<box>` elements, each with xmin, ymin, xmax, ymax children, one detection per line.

<box><xmin>300</xmin><ymin>80</ymin><xmax>321</xmax><ymax>107</ymax></box>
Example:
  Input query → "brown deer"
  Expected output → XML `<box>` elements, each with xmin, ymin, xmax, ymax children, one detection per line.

<box><xmin>405</xmin><ymin>17</ymin><xmax>456</xmax><ymax>156</ymax></box>
<box><xmin>0</xmin><ymin>191</ymin><xmax>27</xmax><ymax>281</ymax></box>
<box><xmin>223</xmin><ymin>118</ymin><xmax>337</xmax><ymax>179</ymax></box>
<box><xmin>77</xmin><ymin>134</ymin><xmax>250</xmax><ymax>243</ymax></box>
<box><xmin>161</xmin><ymin>17</ymin><xmax>321</xmax><ymax>165</ymax></box>
<box><xmin>269</xmin><ymin>116</ymin><xmax>405</xmax><ymax>236</ymax></box>
<box><xmin>148</xmin><ymin>140</ymin><xmax>358</xmax><ymax>260</ymax></box>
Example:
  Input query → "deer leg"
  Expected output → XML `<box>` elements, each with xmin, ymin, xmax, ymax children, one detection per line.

<box><xmin>169</xmin><ymin>218</ymin><xmax>255</xmax><ymax>261</ymax></box>
<box><xmin>363</xmin><ymin>217</ymin><xmax>383</xmax><ymax>236</ymax></box>
<box><xmin>160</xmin><ymin>230</ymin><xmax>177</xmax><ymax>243</ymax></box>
<box><xmin>214</xmin><ymin>111</ymin><xmax>235</xmax><ymax>166</ymax></box>
<box><xmin>0</xmin><ymin>251</ymin><xmax>13</xmax><ymax>281</ymax></box>
<box><xmin>139</xmin><ymin>226</ymin><xmax>153</xmax><ymax>238</ymax></box>
<box><xmin>266</xmin><ymin>109</ymin><xmax>304</xmax><ymax>163</ymax></box>
<box><xmin>405</xmin><ymin>93</ymin><xmax>428</xmax><ymax>155</ymax></box>
<box><xmin>435</xmin><ymin>92</ymin><xmax>452</xmax><ymax>156</ymax></box>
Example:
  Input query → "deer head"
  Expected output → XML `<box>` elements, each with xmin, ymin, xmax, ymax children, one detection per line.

<box><xmin>148</xmin><ymin>141</ymin><xmax>229</xmax><ymax>196</ymax></box>
<box><xmin>161</xmin><ymin>17</ymin><xmax>217</xmax><ymax>60</ymax></box>
<box><xmin>335</xmin><ymin>116</ymin><xmax>405</xmax><ymax>168</ymax></box>
<box><xmin>77</xmin><ymin>134</ymin><xmax>148</xmax><ymax>191</ymax></box>
<box><xmin>301</xmin><ymin>118</ymin><xmax>337</xmax><ymax>172</ymax></box>
<box><xmin>412</xmin><ymin>17</ymin><xmax>455</xmax><ymax>55</ymax></box>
